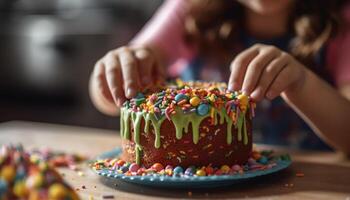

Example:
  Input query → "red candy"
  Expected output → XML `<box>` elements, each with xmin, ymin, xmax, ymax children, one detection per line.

<box><xmin>151</xmin><ymin>163</ymin><xmax>164</xmax><ymax>172</ymax></box>
<box><xmin>205</xmin><ymin>166</ymin><xmax>214</xmax><ymax>175</ymax></box>
<box><xmin>116</xmin><ymin>160</ymin><xmax>125</xmax><ymax>167</ymax></box>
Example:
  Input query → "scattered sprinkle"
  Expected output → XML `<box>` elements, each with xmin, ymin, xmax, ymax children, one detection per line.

<box><xmin>102</xmin><ymin>194</ymin><xmax>115</xmax><ymax>199</ymax></box>
<box><xmin>296</xmin><ymin>172</ymin><xmax>304</xmax><ymax>177</ymax></box>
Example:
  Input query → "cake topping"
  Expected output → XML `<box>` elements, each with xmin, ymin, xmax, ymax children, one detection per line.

<box><xmin>124</xmin><ymin>80</ymin><xmax>255</xmax><ymax>119</ymax></box>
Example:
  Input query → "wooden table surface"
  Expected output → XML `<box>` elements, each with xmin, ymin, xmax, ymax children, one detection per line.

<box><xmin>0</xmin><ymin>121</ymin><xmax>349</xmax><ymax>200</ymax></box>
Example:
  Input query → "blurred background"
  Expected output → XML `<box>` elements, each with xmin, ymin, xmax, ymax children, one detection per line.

<box><xmin>0</xmin><ymin>0</ymin><xmax>163</xmax><ymax>130</ymax></box>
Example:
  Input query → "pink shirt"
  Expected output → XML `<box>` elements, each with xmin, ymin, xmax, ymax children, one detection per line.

<box><xmin>132</xmin><ymin>0</ymin><xmax>350</xmax><ymax>87</ymax></box>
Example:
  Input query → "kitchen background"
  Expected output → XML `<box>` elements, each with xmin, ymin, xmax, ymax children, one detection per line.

<box><xmin>0</xmin><ymin>0</ymin><xmax>163</xmax><ymax>129</ymax></box>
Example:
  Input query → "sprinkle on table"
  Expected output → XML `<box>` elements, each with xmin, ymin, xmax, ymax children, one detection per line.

<box><xmin>296</xmin><ymin>172</ymin><xmax>305</xmax><ymax>177</ymax></box>
<box><xmin>102</xmin><ymin>194</ymin><xmax>115</xmax><ymax>199</ymax></box>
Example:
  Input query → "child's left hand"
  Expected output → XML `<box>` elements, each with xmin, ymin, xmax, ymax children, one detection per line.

<box><xmin>228</xmin><ymin>43</ymin><xmax>306</xmax><ymax>101</ymax></box>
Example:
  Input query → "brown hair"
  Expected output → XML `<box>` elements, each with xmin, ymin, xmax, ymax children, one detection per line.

<box><xmin>184</xmin><ymin>0</ymin><xmax>347</xmax><ymax>67</ymax></box>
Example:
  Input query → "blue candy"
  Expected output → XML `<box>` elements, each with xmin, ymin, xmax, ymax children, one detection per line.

<box><xmin>258</xmin><ymin>156</ymin><xmax>268</xmax><ymax>165</ymax></box>
<box><xmin>175</xmin><ymin>94</ymin><xmax>188</xmax><ymax>102</ymax></box>
<box><xmin>120</xmin><ymin>166</ymin><xmax>129</xmax><ymax>173</ymax></box>
<box><xmin>173</xmin><ymin>166</ymin><xmax>184</xmax><ymax>174</ymax></box>
<box><xmin>197</xmin><ymin>103</ymin><xmax>210</xmax><ymax>116</ymax></box>
<box><xmin>15</xmin><ymin>167</ymin><xmax>26</xmax><ymax>181</ymax></box>
<box><xmin>184</xmin><ymin>166</ymin><xmax>196</xmax><ymax>176</ymax></box>
<box><xmin>0</xmin><ymin>179</ymin><xmax>7</xmax><ymax>195</ymax></box>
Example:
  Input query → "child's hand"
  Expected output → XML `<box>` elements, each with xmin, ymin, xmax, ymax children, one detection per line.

<box><xmin>228</xmin><ymin>44</ymin><xmax>306</xmax><ymax>101</ymax></box>
<box><xmin>91</xmin><ymin>46</ymin><xmax>164</xmax><ymax>107</ymax></box>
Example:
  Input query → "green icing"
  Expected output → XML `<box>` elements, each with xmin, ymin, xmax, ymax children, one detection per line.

<box><xmin>236</xmin><ymin>112</ymin><xmax>244</xmax><ymax>141</ymax></box>
<box><xmin>243</xmin><ymin>114</ymin><xmax>248</xmax><ymax>145</ymax></box>
<box><xmin>170</xmin><ymin>107</ymin><xmax>208</xmax><ymax>144</ymax></box>
<box><xmin>120</xmin><ymin>107</ymin><xmax>131</xmax><ymax>139</ymax></box>
<box><xmin>146</xmin><ymin>113</ymin><xmax>166</xmax><ymax>148</ymax></box>
<box><xmin>120</xmin><ymin>106</ymin><xmax>249</xmax><ymax>165</ymax></box>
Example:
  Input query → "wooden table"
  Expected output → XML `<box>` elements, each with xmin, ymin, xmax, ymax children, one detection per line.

<box><xmin>0</xmin><ymin>121</ymin><xmax>349</xmax><ymax>200</ymax></box>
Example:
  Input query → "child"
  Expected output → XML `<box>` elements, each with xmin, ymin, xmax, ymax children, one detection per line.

<box><xmin>89</xmin><ymin>0</ymin><xmax>350</xmax><ymax>153</ymax></box>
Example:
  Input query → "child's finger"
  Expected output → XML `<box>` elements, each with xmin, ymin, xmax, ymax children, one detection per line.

<box><xmin>104</xmin><ymin>52</ymin><xmax>125</xmax><ymax>106</ymax></box>
<box><xmin>154</xmin><ymin>59</ymin><xmax>166</xmax><ymax>86</ymax></box>
<box><xmin>250</xmin><ymin>53</ymin><xmax>289</xmax><ymax>101</ymax></box>
<box><xmin>118</xmin><ymin>48</ymin><xmax>140</xmax><ymax>99</ymax></box>
<box><xmin>265</xmin><ymin>64</ymin><xmax>294</xmax><ymax>100</ymax></box>
<box><xmin>92</xmin><ymin>61</ymin><xmax>115</xmax><ymax>104</ymax></box>
<box><xmin>134</xmin><ymin>48</ymin><xmax>154</xmax><ymax>86</ymax></box>
<box><xmin>228</xmin><ymin>46</ymin><xmax>259</xmax><ymax>91</ymax></box>
<box><xmin>241</xmin><ymin>46</ymin><xmax>280</xmax><ymax>95</ymax></box>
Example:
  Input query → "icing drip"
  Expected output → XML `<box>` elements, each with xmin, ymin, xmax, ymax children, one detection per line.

<box><xmin>120</xmin><ymin>108</ymin><xmax>131</xmax><ymax>139</ymax></box>
<box><xmin>120</xmin><ymin>106</ymin><xmax>250</xmax><ymax>164</ymax></box>
<box><xmin>145</xmin><ymin>113</ymin><xmax>166</xmax><ymax>148</ymax></box>
<box><xmin>170</xmin><ymin>107</ymin><xmax>209</xmax><ymax>144</ymax></box>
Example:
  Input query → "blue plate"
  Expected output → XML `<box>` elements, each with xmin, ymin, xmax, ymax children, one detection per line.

<box><xmin>92</xmin><ymin>148</ymin><xmax>291</xmax><ymax>188</ymax></box>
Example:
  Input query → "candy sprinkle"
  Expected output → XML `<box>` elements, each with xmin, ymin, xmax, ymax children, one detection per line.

<box><xmin>91</xmin><ymin>149</ymin><xmax>287</xmax><ymax>178</ymax></box>
<box><xmin>122</xmin><ymin>81</ymin><xmax>255</xmax><ymax>126</ymax></box>
<box><xmin>296</xmin><ymin>172</ymin><xmax>304</xmax><ymax>177</ymax></box>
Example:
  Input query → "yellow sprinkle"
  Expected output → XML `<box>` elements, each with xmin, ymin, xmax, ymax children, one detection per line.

<box><xmin>237</xmin><ymin>93</ymin><xmax>249</xmax><ymax>107</ymax></box>
<box><xmin>210</xmin><ymin>107</ymin><xmax>215</xmax><ymax>119</ymax></box>
<box><xmin>209</xmin><ymin>94</ymin><xmax>216</xmax><ymax>102</ymax></box>
<box><xmin>77</xmin><ymin>171</ymin><xmax>85</xmax><ymax>177</ymax></box>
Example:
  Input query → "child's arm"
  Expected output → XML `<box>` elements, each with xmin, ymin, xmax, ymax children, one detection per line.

<box><xmin>228</xmin><ymin>44</ymin><xmax>350</xmax><ymax>154</ymax></box>
<box><xmin>89</xmin><ymin>0</ymin><xmax>193</xmax><ymax>116</ymax></box>
<box><xmin>282</xmin><ymin>69</ymin><xmax>350</xmax><ymax>154</ymax></box>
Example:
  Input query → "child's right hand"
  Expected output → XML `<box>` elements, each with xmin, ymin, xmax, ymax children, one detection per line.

<box><xmin>90</xmin><ymin>46</ymin><xmax>163</xmax><ymax>111</ymax></box>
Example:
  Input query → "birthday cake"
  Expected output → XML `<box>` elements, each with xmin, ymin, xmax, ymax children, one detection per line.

<box><xmin>120</xmin><ymin>80</ymin><xmax>255</xmax><ymax>169</ymax></box>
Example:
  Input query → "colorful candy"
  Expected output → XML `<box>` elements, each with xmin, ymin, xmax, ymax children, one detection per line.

<box><xmin>189</xmin><ymin>96</ymin><xmax>201</xmax><ymax>107</ymax></box>
<box><xmin>0</xmin><ymin>145</ymin><xmax>80</xmax><ymax>200</ymax></box>
<box><xmin>220</xmin><ymin>165</ymin><xmax>230</xmax><ymax>174</ymax></box>
<box><xmin>122</xmin><ymin>81</ymin><xmax>254</xmax><ymax>126</ymax></box>
<box><xmin>258</xmin><ymin>156</ymin><xmax>268</xmax><ymax>165</ymax></box>
<box><xmin>48</xmin><ymin>183</ymin><xmax>67</xmax><ymax>199</ymax></box>
<box><xmin>151</xmin><ymin>163</ymin><xmax>164</xmax><ymax>172</ymax></box>
<box><xmin>175</xmin><ymin>94</ymin><xmax>189</xmax><ymax>102</ymax></box>
<box><xmin>197</xmin><ymin>103</ymin><xmax>210</xmax><ymax>116</ymax></box>
<box><xmin>0</xmin><ymin>165</ymin><xmax>16</xmax><ymax>182</ymax></box>
<box><xmin>184</xmin><ymin>166</ymin><xmax>196</xmax><ymax>176</ymax></box>
<box><xmin>129</xmin><ymin>163</ymin><xmax>140</xmax><ymax>172</ymax></box>
<box><xmin>116</xmin><ymin>159</ymin><xmax>126</xmax><ymax>167</ymax></box>
<box><xmin>173</xmin><ymin>166</ymin><xmax>184</xmax><ymax>175</ymax></box>
<box><xmin>195</xmin><ymin>169</ymin><xmax>206</xmax><ymax>176</ymax></box>
<box><xmin>92</xmin><ymin>150</ymin><xmax>286</xmax><ymax>178</ymax></box>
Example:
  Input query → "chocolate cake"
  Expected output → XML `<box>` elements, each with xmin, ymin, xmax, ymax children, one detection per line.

<box><xmin>120</xmin><ymin>80</ymin><xmax>255</xmax><ymax>168</ymax></box>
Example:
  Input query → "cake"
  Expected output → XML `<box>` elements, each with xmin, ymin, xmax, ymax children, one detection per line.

<box><xmin>120</xmin><ymin>80</ymin><xmax>255</xmax><ymax>168</ymax></box>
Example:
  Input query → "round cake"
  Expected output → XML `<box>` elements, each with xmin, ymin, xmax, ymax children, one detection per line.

<box><xmin>120</xmin><ymin>80</ymin><xmax>255</xmax><ymax>168</ymax></box>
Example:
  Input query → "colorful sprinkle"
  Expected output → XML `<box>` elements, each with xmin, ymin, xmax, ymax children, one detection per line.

<box><xmin>92</xmin><ymin>150</ymin><xmax>285</xmax><ymax>178</ymax></box>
